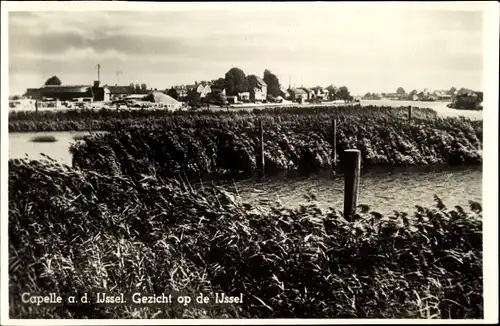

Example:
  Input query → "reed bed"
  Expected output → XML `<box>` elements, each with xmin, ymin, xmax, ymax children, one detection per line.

<box><xmin>9</xmin><ymin>158</ymin><xmax>483</xmax><ymax>319</ymax></box>
<box><xmin>9</xmin><ymin>105</ymin><xmax>439</xmax><ymax>132</ymax></box>
<box><xmin>66</xmin><ymin>107</ymin><xmax>482</xmax><ymax>179</ymax></box>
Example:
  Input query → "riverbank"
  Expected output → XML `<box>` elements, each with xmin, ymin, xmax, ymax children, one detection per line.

<box><xmin>65</xmin><ymin>106</ymin><xmax>482</xmax><ymax>179</ymax></box>
<box><xmin>8</xmin><ymin>104</ymin><xmax>474</xmax><ymax>132</ymax></box>
<box><xmin>9</xmin><ymin>158</ymin><xmax>483</xmax><ymax>318</ymax></box>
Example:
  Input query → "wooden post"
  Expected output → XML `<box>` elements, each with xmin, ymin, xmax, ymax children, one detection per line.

<box><xmin>332</xmin><ymin>119</ymin><xmax>337</xmax><ymax>168</ymax></box>
<box><xmin>258</xmin><ymin>119</ymin><xmax>265</xmax><ymax>173</ymax></box>
<box><xmin>343</xmin><ymin>149</ymin><xmax>361</xmax><ymax>221</ymax></box>
<box><xmin>408</xmin><ymin>106</ymin><xmax>412</xmax><ymax>120</ymax></box>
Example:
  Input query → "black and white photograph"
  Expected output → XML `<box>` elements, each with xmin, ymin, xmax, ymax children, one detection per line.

<box><xmin>1</xmin><ymin>1</ymin><xmax>498</xmax><ymax>323</ymax></box>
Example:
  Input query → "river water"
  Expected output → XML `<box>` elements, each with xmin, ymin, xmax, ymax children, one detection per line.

<box><xmin>8</xmin><ymin>102</ymin><xmax>482</xmax><ymax>214</ymax></box>
<box><xmin>195</xmin><ymin>166</ymin><xmax>482</xmax><ymax>215</ymax></box>
<box><xmin>9</xmin><ymin>133</ymin><xmax>482</xmax><ymax>215</ymax></box>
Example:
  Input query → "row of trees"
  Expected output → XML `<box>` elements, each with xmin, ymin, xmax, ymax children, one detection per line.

<box><xmin>165</xmin><ymin>67</ymin><xmax>353</xmax><ymax>103</ymax></box>
<box><xmin>221</xmin><ymin>67</ymin><xmax>283</xmax><ymax>98</ymax></box>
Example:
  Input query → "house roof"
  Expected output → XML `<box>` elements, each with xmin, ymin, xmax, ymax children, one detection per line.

<box><xmin>290</xmin><ymin>88</ymin><xmax>308</xmax><ymax>96</ymax></box>
<box><xmin>143</xmin><ymin>91</ymin><xmax>180</xmax><ymax>104</ymax></box>
<box><xmin>108</xmin><ymin>85</ymin><xmax>134</xmax><ymax>94</ymax></box>
<box><xmin>254</xmin><ymin>76</ymin><xmax>267</xmax><ymax>87</ymax></box>
<box><xmin>40</xmin><ymin>85</ymin><xmax>91</xmax><ymax>93</ymax></box>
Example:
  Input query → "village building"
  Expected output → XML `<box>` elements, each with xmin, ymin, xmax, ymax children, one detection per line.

<box><xmin>288</xmin><ymin>88</ymin><xmax>309</xmax><ymax>103</ymax></box>
<box><xmin>248</xmin><ymin>76</ymin><xmax>267</xmax><ymax>103</ymax></box>
<box><xmin>279</xmin><ymin>86</ymin><xmax>290</xmax><ymax>100</ymax></box>
<box><xmin>195</xmin><ymin>83</ymin><xmax>212</xmax><ymax>98</ymax></box>
<box><xmin>238</xmin><ymin>92</ymin><xmax>251</xmax><ymax>102</ymax></box>
<box><xmin>310</xmin><ymin>86</ymin><xmax>327</xmax><ymax>101</ymax></box>
<box><xmin>172</xmin><ymin>85</ymin><xmax>189</xmax><ymax>101</ymax></box>
<box><xmin>23</xmin><ymin>81</ymin><xmax>110</xmax><ymax>102</ymax></box>
<box><xmin>107</xmin><ymin>84</ymin><xmax>149</xmax><ymax>100</ymax></box>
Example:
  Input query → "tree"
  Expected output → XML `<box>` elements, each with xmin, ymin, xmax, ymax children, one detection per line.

<box><xmin>214</xmin><ymin>91</ymin><xmax>227</xmax><ymax>105</ymax></box>
<box><xmin>224</xmin><ymin>67</ymin><xmax>249</xmax><ymax>96</ymax></box>
<box><xmin>187</xmin><ymin>88</ymin><xmax>201</xmax><ymax>107</ymax></box>
<box><xmin>326</xmin><ymin>85</ymin><xmax>338</xmax><ymax>100</ymax></box>
<box><xmin>263</xmin><ymin>69</ymin><xmax>281</xmax><ymax>97</ymax></box>
<box><xmin>338</xmin><ymin>86</ymin><xmax>351</xmax><ymax>103</ymax></box>
<box><xmin>396</xmin><ymin>87</ymin><xmax>406</xmax><ymax>95</ymax></box>
<box><xmin>210</xmin><ymin>78</ymin><xmax>226</xmax><ymax>90</ymax></box>
<box><xmin>363</xmin><ymin>92</ymin><xmax>372</xmax><ymax>99</ymax></box>
<box><xmin>167</xmin><ymin>87</ymin><xmax>178</xmax><ymax>100</ymax></box>
<box><xmin>141</xmin><ymin>83</ymin><xmax>147</xmax><ymax>90</ymax></box>
<box><xmin>44</xmin><ymin>76</ymin><xmax>62</xmax><ymax>86</ymax></box>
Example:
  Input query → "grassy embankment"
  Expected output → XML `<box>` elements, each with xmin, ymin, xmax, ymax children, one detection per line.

<box><xmin>9</xmin><ymin>158</ymin><xmax>483</xmax><ymax>319</ymax></box>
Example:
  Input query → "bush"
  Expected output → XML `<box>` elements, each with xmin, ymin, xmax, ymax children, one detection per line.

<box><xmin>29</xmin><ymin>135</ymin><xmax>58</xmax><ymax>143</ymax></box>
<box><xmin>67</xmin><ymin>107</ymin><xmax>482</xmax><ymax>179</ymax></box>
<box><xmin>9</xmin><ymin>159</ymin><xmax>483</xmax><ymax>319</ymax></box>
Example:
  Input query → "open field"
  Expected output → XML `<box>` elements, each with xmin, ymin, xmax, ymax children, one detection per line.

<box><xmin>9</xmin><ymin>158</ymin><xmax>483</xmax><ymax>318</ymax></box>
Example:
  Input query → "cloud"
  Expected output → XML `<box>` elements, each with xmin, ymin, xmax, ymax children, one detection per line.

<box><xmin>13</xmin><ymin>46</ymin><xmax>128</xmax><ymax>62</ymax></box>
<box><xmin>7</xmin><ymin>9</ymin><xmax>485</xmax><ymax>95</ymax></box>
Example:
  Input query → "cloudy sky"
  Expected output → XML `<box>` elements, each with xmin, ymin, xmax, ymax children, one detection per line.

<box><xmin>8</xmin><ymin>7</ymin><xmax>484</xmax><ymax>95</ymax></box>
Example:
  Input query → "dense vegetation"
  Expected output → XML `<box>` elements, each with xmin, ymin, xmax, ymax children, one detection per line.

<box><xmin>9</xmin><ymin>158</ymin><xmax>483</xmax><ymax>319</ymax></box>
<box><xmin>57</xmin><ymin>106</ymin><xmax>483</xmax><ymax>178</ymax></box>
<box><xmin>9</xmin><ymin>105</ymin><xmax>439</xmax><ymax>132</ymax></box>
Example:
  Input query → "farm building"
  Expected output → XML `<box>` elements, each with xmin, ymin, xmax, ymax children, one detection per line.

<box><xmin>142</xmin><ymin>91</ymin><xmax>182</xmax><ymax>110</ymax></box>
<box><xmin>108</xmin><ymin>85</ymin><xmax>149</xmax><ymax>99</ymax></box>
<box><xmin>24</xmin><ymin>81</ymin><xmax>110</xmax><ymax>102</ymax></box>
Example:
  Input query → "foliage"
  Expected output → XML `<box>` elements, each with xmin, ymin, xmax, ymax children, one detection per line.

<box><xmin>9</xmin><ymin>158</ymin><xmax>483</xmax><ymax>318</ymax></box>
<box><xmin>225</xmin><ymin>67</ymin><xmax>250</xmax><ymax>96</ymax></box>
<box><xmin>263</xmin><ymin>69</ymin><xmax>281</xmax><ymax>97</ymax></box>
<box><xmin>44</xmin><ymin>76</ymin><xmax>62</xmax><ymax>86</ymax></box>
<box><xmin>210</xmin><ymin>78</ymin><xmax>226</xmax><ymax>91</ymax></box>
<box><xmin>61</xmin><ymin>106</ymin><xmax>482</xmax><ymax>178</ymax></box>
<box><xmin>167</xmin><ymin>87</ymin><xmax>179</xmax><ymax>100</ymax></box>
<box><xmin>397</xmin><ymin>87</ymin><xmax>406</xmax><ymax>95</ymax></box>
<box><xmin>30</xmin><ymin>135</ymin><xmax>58</xmax><ymax>143</ymax></box>
<box><xmin>337</xmin><ymin>86</ymin><xmax>352</xmax><ymax>102</ymax></box>
<box><xmin>187</xmin><ymin>89</ymin><xmax>201</xmax><ymax>107</ymax></box>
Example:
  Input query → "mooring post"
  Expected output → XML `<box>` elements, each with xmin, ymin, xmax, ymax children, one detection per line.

<box><xmin>408</xmin><ymin>106</ymin><xmax>412</xmax><ymax>120</ymax></box>
<box><xmin>258</xmin><ymin>119</ymin><xmax>265</xmax><ymax>173</ymax></box>
<box><xmin>343</xmin><ymin>149</ymin><xmax>361</xmax><ymax>221</ymax></box>
<box><xmin>332</xmin><ymin>119</ymin><xmax>337</xmax><ymax>169</ymax></box>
